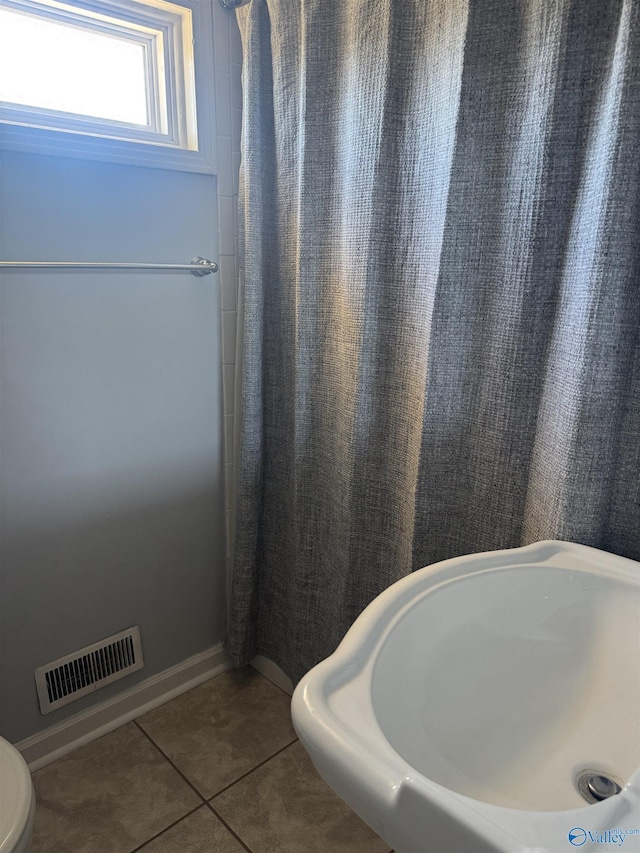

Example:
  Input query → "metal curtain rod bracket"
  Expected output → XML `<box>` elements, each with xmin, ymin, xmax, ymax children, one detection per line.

<box><xmin>0</xmin><ymin>257</ymin><xmax>218</xmax><ymax>276</ymax></box>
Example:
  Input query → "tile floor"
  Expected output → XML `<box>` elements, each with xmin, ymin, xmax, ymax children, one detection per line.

<box><xmin>30</xmin><ymin>668</ymin><xmax>392</xmax><ymax>853</ymax></box>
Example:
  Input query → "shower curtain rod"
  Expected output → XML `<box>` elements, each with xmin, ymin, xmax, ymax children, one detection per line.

<box><xmin>0</xmin><ymin>257</ymin><xmax>218</xmax><ymax>276</ymax></box>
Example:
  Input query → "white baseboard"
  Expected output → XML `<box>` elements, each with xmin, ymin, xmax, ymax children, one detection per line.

<box><xmin>250</xmin><ymin>654</ymin><xmax>293</xmax><ymax>695</ymax></box>
<box><xmin>17</xmin><ymin>644</ymin><xmax>231</xmax><ymax>771</ymax></box>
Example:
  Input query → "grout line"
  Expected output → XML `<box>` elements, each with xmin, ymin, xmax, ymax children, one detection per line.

<box><xmin>205</xmin><ymin>802</ymin><xmax>254</xmax><ymax>853</ymax></box>
<box><xmin>262</xmin><ymin>676</ymin><xmax>293</xmax><ymax>699</ymax></box>
<box><xmin>135</xmin><ymin>718</ymin><xmax>298</xmax><ymax>814</ymax></box>
<box><xmin>133</xmin><ymin>720</ymin><xmax>208</xmax><ymax>802</ymax></box>
<box><xmin>250</xmin><ymin>667</ymin><xmax>293</xmax><ymax>699</ymax></box>
<box><xmin>207</xmin><ymin>738</ymin><xmax>298</xmax><ymax>801</ymax></box>
<box><xmin>248</xmin><ymin>663</ymin><xmax>293</xmax><ymax>698</ymax></box>
<box><xmin>128</xmin><ymin>803</ymin><xmax>204</xmax><ymax>853</ymax></box>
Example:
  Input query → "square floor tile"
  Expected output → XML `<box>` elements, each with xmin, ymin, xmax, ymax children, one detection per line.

<box><xmin>211</xmin><ymin>741</ymin><xmax>391</xmax><ymax>853</ymax></box>
<box><xmin>31</xmin><ymin>723</ymin><xmax>201</xmax><ymax>853</ymax></box>
<box><xmin>137</xmin><ymin>668</ymin><xmax>296</xmax><ymax>798</ymax></box>
<box><xmin>136</xmin><ymin>805</ymin><xmax>247</xmax><ymax>852</ymax></box>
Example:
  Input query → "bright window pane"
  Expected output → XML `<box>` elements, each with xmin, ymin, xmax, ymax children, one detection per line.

<box><xmin>0</xmin><ymin>7</ymin><xmax>149</xmax><ymax>124</ymax></box>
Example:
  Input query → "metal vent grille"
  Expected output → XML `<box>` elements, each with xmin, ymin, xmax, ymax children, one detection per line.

<box><xmin>35</xmin><ymin>626</ymin><xmax>144</xmax><ymax>714</ymax></box>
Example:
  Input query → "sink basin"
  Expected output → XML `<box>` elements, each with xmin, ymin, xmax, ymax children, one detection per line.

<box><xmin>291</xmin><ymin>541</ymin><xmax>640</xmax><ymax>853</ymax></box>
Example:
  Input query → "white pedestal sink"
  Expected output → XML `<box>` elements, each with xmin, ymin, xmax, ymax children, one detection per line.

<box><xmin>291</xmin><ymin>541</ymin><xmax>640</xmax><ymax>853</ymax></box>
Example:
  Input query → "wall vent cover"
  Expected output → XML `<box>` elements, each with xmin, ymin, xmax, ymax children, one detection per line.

<box><xmin>35</xmin><ymin>626</ymin><xmax>144</xmax><ymax>714</ymax></box>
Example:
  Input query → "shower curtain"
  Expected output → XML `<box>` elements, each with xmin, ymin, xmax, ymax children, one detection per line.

<box><xmin>226</xmin><ymin>0</ymin><xmax>640</xmax><ymax>683</ymax></box>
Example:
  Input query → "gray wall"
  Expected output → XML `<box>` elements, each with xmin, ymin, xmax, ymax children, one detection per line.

<box><xmin>0</xmin><ymin>149</ymin><xmax>227</xmax><ymax>743</ymax></box>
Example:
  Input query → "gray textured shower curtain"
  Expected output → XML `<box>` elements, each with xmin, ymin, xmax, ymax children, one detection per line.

<box><xmin>226</xmin><ymin>0</ymin><xmax>640</xmax><ymax>683</ymax></box>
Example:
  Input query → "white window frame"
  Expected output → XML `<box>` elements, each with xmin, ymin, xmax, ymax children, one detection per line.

<box><xmin>0</xmin><ymin>0</ymin><xmax>217</xmax><ymax>173</ymax></box>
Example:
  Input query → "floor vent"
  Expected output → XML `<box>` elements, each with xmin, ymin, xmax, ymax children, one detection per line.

<box><xmin>35</xmin><ymin>627</ymin><xmax>144</xmax><ymax>714</ymax></box>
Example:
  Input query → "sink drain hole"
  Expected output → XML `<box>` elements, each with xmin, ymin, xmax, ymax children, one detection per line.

<box><xmin>576</xmin><ymin>770</ymin><xmax>622</xmax><ymax>804</ymax></box>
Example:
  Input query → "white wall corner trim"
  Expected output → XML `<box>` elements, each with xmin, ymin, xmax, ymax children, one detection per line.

<box><xmin>16</xmin><ymin>645</ymin><xmax>231</xmax><ymax>771</ymax></box>
<box><xmin>250</xmin><ymin>654</ymin><xmax>294</xmax><ymax>696</ymax></box>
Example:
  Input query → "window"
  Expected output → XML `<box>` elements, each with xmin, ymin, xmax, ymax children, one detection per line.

<box><xmin>0</xmin><ymin>7</ymin><xmax>149</xmax><ymax>125</ymax></box>
<box><xmin>0</xmin><ymin>0</ymin><xmax>216</xmax><ymax>172</ymax></box>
